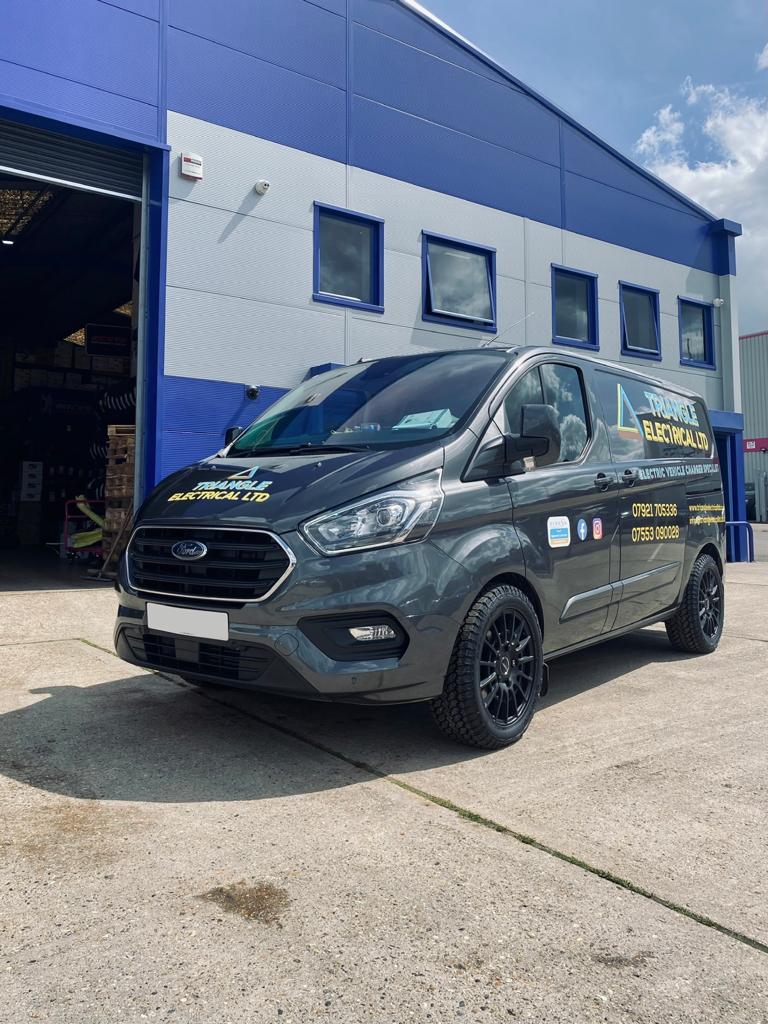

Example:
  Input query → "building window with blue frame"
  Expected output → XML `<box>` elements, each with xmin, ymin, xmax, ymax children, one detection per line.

<box><xmin>619</xmin><ymin>282</ymin><xmax>661</xmax><ymax>360</ymax></box>
<box><xmin>422</xmin><ymin>233</ymin><xmax>496</xmax><ymax>332</ymax></box>
<box><xmin>313</xmin><ymin>203</ymin><xmax>384</xmax><ymax>313</ymax></box>
<box><xmin>678</xmin><ymin>297</ymin><xmax>715</xmax><ymax>369</ymax></box>
<box><xmin>551</xmin><ymin>265</ymin><xmax>598</xmax><ymax>350</ymax></box>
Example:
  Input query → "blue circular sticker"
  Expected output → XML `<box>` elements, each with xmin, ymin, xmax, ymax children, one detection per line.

<box><xmin>577</xmin><ymin>518</ymin><xmax>588</xmax><ymax>541</ymax></box>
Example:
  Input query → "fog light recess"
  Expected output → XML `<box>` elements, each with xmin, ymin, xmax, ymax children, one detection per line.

<box><xmin>298</xmin><ymin>613</ymin><xmax>409</xmax><ymax>662</ymax></box>
<box><xmin>349</xmin><ymin>624</ymin><xmax>397</xmax><ymax>642</ymax></box>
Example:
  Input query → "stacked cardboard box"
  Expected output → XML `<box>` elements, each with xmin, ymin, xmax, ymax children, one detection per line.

<box><xmin>103</xmin><ymin>425</ymin><xmax>135</xmax><ymax>562</ymax></box>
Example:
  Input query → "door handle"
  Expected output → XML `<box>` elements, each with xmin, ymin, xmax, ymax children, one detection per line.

<box><xmin>594</xmin><ymin>472</ymin><xmax>611</xmax><ymax>491</ymax></box>
<box><xmin>622</xmin><ymin>468</ymin><xmax>640</xmax><ymax>486</ymax></box>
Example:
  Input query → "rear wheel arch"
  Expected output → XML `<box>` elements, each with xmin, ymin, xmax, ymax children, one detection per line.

<box><xmin>698</xmin><ymin>542</ymin><xmax>723</xmax><ymax>577</ymax></box>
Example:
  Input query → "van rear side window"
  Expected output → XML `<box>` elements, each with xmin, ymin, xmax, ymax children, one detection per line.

<box><xmin>595</xmin><ymin>371</ymin><xmax>713</xmax><ymax>460</ymax></box>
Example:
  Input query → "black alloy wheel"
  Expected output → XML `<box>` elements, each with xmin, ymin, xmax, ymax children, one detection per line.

<box><xmin>666</xmin><ymin>552</ymin><xmax>724</xmax><ymax>654</ymax></box>
<box><xmin>478</xmin><ymin>609</ymin><xmax>537</xmax><ymax>727</ymax></box>
<box><xmin>431</xmin><ymin>584</ymin><xmax>544</xmax><ymax>749</ymax></box>
<box><xmin>698</xmin><ymin>566</ymin><xmax>722</xmax><ymax>640</ymax></box>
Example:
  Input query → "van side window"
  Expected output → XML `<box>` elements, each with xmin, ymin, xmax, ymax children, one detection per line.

<box><xmin>539</xmin><ymin>363</ymin><xmax>589</xmax><ymax>463</ymax></box>
<box><xmin>503</xmin><ymin>364</ymin><xmax>589</xmax><ymax>465</ymax></box>
<box><xmin>595</xmin><ymin>370</ymin><xmax>713</xmax><ymax>461</ymax></box>
<box><xmin>503</xmin><ymin>368</ymin><xmax>544</xmax><ymax>435</ymax></box>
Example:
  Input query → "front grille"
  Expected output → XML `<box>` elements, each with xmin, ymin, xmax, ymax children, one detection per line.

<box><xmin>123</xmin><ymin>628</ymin><xmax>274</xmax><ymax>683</ymax></box>
<box><xmin>127</xmin><ymin>526</ymin><xmax>293</xmax><ymax>602</ymax></box>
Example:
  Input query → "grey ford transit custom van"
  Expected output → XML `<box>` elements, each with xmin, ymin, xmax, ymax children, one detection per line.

<box><xmin>115</xmin><ymin>347</ymin><xmax>726</xmax><ymax>749</ymax></box>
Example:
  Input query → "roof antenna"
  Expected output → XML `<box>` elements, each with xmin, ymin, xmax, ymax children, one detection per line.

<box><xmin>480</xmin><ymin>311</ymin><xmax>535</xmax><ymax>348</ymax></box>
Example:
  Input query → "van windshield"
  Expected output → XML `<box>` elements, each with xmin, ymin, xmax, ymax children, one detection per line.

<box><xmin>229</xmin><ymin>352</ymin><xmax>507</xmax><ymax>455</ymax></box>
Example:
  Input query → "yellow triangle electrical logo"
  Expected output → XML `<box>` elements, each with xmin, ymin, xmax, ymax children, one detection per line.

<box><xmin>227</xmin><ymin>466</ymin><xmax>261</xmax><ymax>480</ymax></box>
<box><xmin>617</xmin><ymin>383</ymin><xmax>642</xmax><ymax>437</ymax></box>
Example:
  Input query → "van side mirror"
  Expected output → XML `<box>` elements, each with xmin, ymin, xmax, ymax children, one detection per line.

<box><xmin>464</xmin><ymin>435</ymin><xmax>508</xmax><ymax>481</ymax></box>
<box><xmin>464</xmin><ymin>405</ymin><xmax>562</xmax><ymax>482</ymax></box>
<box><xmin>506</xmin><ymin>404</ymin><xmax>561</xmax><ymax>468</ymax></box>
<box><xmin>224</xmin><ymin>425</ymin><xmax>244</xmax><ymax>446</ymax></box>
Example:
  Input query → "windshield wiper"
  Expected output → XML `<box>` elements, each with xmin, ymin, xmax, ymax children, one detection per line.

<box><xmin>231</xmin><ymin>442</ymin><xmax>372</xmax><ymax>457</ymax></box>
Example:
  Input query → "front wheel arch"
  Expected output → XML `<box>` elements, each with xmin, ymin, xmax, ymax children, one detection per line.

<box><xmin>470</xmin><ymin>572</ymin><xmax>545</xmax><ymax>641</ymax></box>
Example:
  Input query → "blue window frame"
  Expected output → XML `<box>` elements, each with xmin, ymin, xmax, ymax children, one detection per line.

<box><xmin>551</xmin><ymin>265</ymin><xmax>599</xmax><ymax>350</ymax></box>
<box><xmin>619</xmin><ymin>282</ymin><xmax>661</xmax><ymax>361</ymax></box>
<box><xmin>422</xmin><ymin>232</ymin><xmax>497</xmax><ymax>332</ymax></box>
<box><xmin>678</xmin><ymin>296</ymin><xmax>715</xmax><ymax>369</ymax></box>
<box><xmin>313</xmin><ymin>203</ymin><xmax>384</xmax><ymax>313</ymax></box>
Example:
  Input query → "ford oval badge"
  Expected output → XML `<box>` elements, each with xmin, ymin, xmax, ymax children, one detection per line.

<box><xmin>171</xmin><ymin>540</ymin><xmax>208</xmax><ymax>561</ymax></box>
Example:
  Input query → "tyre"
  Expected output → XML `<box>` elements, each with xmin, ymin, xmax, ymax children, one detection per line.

<box><xmin>665</xmin><ymin>553</ymin><xmax>724</xmax><ymax>654</ymax></box>
<box><xmin>431</xmin><ymin>585</ymin><xmax>544</xmax><ymax>749</ymax></box>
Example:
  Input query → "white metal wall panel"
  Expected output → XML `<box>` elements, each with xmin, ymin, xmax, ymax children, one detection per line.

<box><xmin>347</xmin><ymin>317</ymin><xmax>481</xmax><ymax>363</ymax></box>
<box><xmin>564</xmin><ymin>232</ymin><xmax>720</xmax><ymax>316</ymax></box>
<box><xmin>165</xmin><ymin>111</ymin><xmax>728</xmax><ymax>404</ymax></box>
<box><xmin>169</xmin><ymin>112</ymin><xmax>345</xmax><ymax>228</ymax></box>
<box><xmin>164</xmin><ymin>287</ymin><xmax>345</xmax><ymax>386</ymax></box>
<box><xmin>524</xmin><ymin>220</ymin><xmax>563</xmax><ymax>288</ymax></box>
<box><xmin>167</xmin><ymin>199</ymin><xmax>316</xmax><ymax>311</ymax></box>
<box><xmin>349</xmin><ymin>165</ymin><xmax>526</xmax><ymax>280</ymax></box>
<box><xmin>524</xmin><ymin>281</ymin><xmax>552</xmax><ymax>346</ymax></box>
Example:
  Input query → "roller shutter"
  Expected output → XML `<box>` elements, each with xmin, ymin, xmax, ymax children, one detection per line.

<box><xmin>0</xmin><ymin>118</ymin><xmax>143</xmax><ymax>200</ymax></box>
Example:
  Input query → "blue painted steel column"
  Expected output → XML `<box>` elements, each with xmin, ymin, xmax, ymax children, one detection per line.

<box><xmin>142</xmin><ymin>148</ymin><xmax>170</xmax><ymax>496</ymax></box>
<box><xmin>711</xmin><ymin>409</ymin><xmax>746</xmax><ymax>562</ymax></box>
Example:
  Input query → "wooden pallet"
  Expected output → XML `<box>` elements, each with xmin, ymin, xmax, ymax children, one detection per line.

<box><xmin>105</xmin><ymin>425</ymin><xmax>136</xmax><ymax>502</ymax></box>
<box><xmin>104</xmin><ymin>496</ymin><xmax>132</xmax><ymax>533</ymax></box>
<box><xmin>103</xmin><ymin>425</ymin><xmax>136</xmax><ymax>566</ymax></box>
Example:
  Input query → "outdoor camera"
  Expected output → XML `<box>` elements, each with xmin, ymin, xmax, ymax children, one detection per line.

<box><xmin>245</xmin><ymin>384</ymin><xmax>261</xmax><ymax>400</ymax></box>
<box><xmin>254</xmin><ymin>179</ymin><xmax>271</xmax><ymax>195</ymax></box>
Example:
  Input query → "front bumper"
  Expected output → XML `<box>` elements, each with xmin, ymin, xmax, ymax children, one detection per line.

<box><xmin>114</xmin><ymin>529</ymin><xmax>472</xmax><ymax>705</ymax></box>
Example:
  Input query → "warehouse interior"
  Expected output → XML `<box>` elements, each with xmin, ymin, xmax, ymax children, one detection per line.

<box><xmin>0</xmin><ymin>171</ymin><xmax>138</xmax><ymax>588</ymax></box>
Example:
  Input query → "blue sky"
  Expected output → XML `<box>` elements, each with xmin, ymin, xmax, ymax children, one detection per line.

<box><xmin>424</xmin><ymin>0</ymin><xmax>764</xmax><ymax>162</ymax></box>
<box><xmin>423</xmin><ymin>0</ymin><xmax>768</xmax><ymax>332</ymax></box>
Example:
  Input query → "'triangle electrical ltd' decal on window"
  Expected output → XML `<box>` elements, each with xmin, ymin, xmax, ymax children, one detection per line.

<box><xmin>617</xmin><ymin>383</ymin><xmax>711</xmax><ymax>454</ymax></box>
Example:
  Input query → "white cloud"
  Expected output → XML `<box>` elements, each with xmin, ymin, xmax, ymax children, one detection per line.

<box><xmin>757</xmin><ymin>42</ymin><xmax>768</xmax><ymax>70</ymax></box>
<box><xmin>635</xmin><ymin>105</ymin><xmax>685</xmax><ymax>161</ymax></box>
<box><xmin>634</xmin><ymin>80</ymin><xmax>768</xmax><ymax>333</ymax></box>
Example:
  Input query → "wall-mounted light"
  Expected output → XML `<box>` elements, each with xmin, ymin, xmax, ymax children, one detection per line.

<box><xmin>253</xmin><ymin>180</ymin><xmax>271</xmax><ymax>195</ymax></box>
<box><xmin>713</xmin><ymin>298</ymin><xmax>725</xmax><ymax>307</ymax></box>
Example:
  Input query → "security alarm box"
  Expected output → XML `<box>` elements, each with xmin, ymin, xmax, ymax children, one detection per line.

<box><xmin>180</xmin><ymin>152</ymin><xmax>203</xmax><ymax>181</ymax></box>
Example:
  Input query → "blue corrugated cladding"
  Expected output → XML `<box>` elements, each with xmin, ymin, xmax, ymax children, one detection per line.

<box><xmin>159</xmin><ymin>377</ymin><xmax>286</xmax><ymax>479</ymax></box>
<box><xmin>0</xmin><ymin>0</ymin><xmax>162</xmax><ymax>143</ymax></box>
<box><xmin>161</xmin><ymin>0</ymin><xmax>726</xmax><ymax>276</ymax></box>
<box><xmin>166</xmin><ymin>0</ymin><xmax>347</xmax><ymax>161</ymax></box>
<box><xmin>1</xmin><ymin>0</ymin><xmax>726</xmax><ymax>267</ymax></box>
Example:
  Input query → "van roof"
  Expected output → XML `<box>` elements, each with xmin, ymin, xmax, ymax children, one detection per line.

<box><xmin>359</xmin><ymin>346</ymin><xmax>706</xmax><ymax>404</ymax></box>
<box><xmin>510</xmin><ymin>346</ymin><xmax>706</xmax><ymax>402</ymax></box>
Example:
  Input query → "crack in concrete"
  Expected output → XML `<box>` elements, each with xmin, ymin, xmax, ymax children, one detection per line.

<box><xmin>172</xmin><ymin>677</ymin><xmax>768</xmax><ymax>958</ymax></box>
<box><xmin>0</xmin><ymin>637</ymin><xmax>82</xmax><ymax>647</ymax></box>
<box><xmin>66</xmin><ymin>637</ymin><xmax>768</xmax><ymax>959</ymax></box>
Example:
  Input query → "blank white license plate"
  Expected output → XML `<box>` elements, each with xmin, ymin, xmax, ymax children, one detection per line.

<box><xmin>146</xmin><ymin>603</ymin><xmax>229</xmax><ymax>642</ymax></box>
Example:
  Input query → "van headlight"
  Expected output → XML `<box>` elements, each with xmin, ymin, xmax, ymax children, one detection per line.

<box><xmin>300</xmin><ymin>469</ymin><xmax>444</xmax><ymax>555</ymax></box>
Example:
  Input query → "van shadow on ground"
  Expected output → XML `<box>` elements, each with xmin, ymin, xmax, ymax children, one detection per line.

<box><xmin>0</xmin><ymin>627</ymin><xmax>694</xmax><ymax>804</ymax></box>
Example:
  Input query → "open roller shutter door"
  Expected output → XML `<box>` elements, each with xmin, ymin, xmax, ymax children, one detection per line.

<box><xmin>0</xmin><ymin>118</ymin><xmax>143</xmax><ymax>200</ymax></box>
